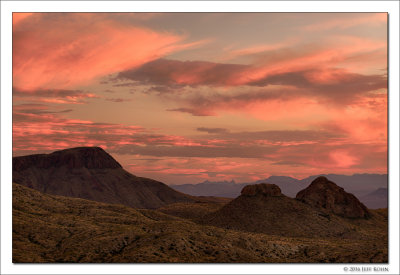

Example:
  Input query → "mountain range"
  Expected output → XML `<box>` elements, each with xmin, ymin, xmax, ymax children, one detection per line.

<box><xmin>361</xmin><ymin>188</ymin><xmax>388</xmax><ymax>209</ymax></box>
<box><xmin>12</xmin><ymin>147</ymin><xmax>388</xmax><ymax>263</ymax></box>
<box><xmin>171</xmin><ymin>174</ymin><xmax>388</xmax><ymax>209</ymax></box>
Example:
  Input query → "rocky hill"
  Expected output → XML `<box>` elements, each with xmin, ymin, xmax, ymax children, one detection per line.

<box><xmin>13</xmin><ymin>147</ymin><xmax>193</xmax><ymax>209</ymax></box>
<box><xmin>202</xmin><ymin>181</ymin><xmax>382</xmax><ymax>239</ymax></box>
<box><xmin>296</xmin><ymin>176</ymin><xmax>370</xmax><ymax>218</ymax></box>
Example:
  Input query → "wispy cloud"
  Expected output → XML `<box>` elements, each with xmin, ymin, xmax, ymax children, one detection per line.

<box><xmin>117</xmin><ymin>35</ymin><xmax>386</xmax><ymax>90</ymax></box>
<box><xmin>12</xmin><ymin>13</ymin><xmax>387</xmax><ymax>184</ymax></box>
<box><xmin>13</xmin><ymin>13</ymin><xmax>199</xmax><ymax>91</ymax></box>
<box><xmin>13</xmin><ymin>87</ymin><xmax>99</xmax><ymax>104</ymax></box>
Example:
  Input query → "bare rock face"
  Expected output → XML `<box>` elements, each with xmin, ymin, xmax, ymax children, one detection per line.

<box><xmin>241</xmin><ymin>183</ymin><xmax>282</xmax><ymax>197</ymax></box>
<box><xmin>296</xmin><ymin>176</ymin><xmax>370</xmax><ymax>218</ymax></box>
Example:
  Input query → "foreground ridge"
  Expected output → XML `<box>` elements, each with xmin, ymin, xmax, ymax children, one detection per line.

<box><xmin>13</xmin><ymin>183</ymin><xmax>388</xmax><ymax>263</ymax></box>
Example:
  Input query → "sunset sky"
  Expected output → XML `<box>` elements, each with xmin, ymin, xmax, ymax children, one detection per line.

<box><xmin>12</xmin><ymin>12</ymin><xmax>387</xmax><ymax>185</ymax></box>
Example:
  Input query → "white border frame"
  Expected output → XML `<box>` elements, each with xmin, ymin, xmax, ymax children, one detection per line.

<box><xmin>1</xmin><ymin>1</ymin><xmax>399</xmax><ymax>274</ymax></box>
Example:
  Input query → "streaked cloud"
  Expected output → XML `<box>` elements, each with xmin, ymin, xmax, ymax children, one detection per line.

<box><xmin>13</xmin><ymin>13</ymin><xmax>198</xmax><ymax>91</ymax></box>
<box><xmin>13</xmin><ymin>87</ymin><xmax>99</xmax><ymax>104</ymax></box>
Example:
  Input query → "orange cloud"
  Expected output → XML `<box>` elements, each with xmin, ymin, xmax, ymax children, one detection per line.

<box><xmin>12</xmin><ymin>105</ymin><xmax>222</xmax><ymax>156</ymax></box>
<box><xmin>12</xmin><ymin>103</ymin><xmax>387</xmax><ymax>184</ymax></box>
<box><xmin>123</xmin><ymin>143</ymin><xmax>387</xmax><ymax>184</ymax></box>
<box><xmin>329</xmin><ymin>150</ymin><xmax>358</xmax><ymax>168</ymax></box>
<box><xmin>319</xmin><ymin>94</ymin><xmax>387</xmax><ymax>145</ymax></box>
<box><xmin>13</xmin><ymin>13</ymin><xmax>33</xmax><ymax>25</ymax></box>
<box><xmin>13</xmin><ymin>13</ymin><xmax>194</xmax><ymax>91</ymax></box>
<box><xmin>235</xmin><ymin>36</ymin><xmax>386</xmax><ymax>85</ymax></box>
<box><xmin>118</xmin><ymin>33</ymin><xmax>386</xmax><ymax>90</ymax></box>
<box><xmin>13</xmin><ymin>87</ymin><xmax>99</xmax><ymax>104</ymax></box>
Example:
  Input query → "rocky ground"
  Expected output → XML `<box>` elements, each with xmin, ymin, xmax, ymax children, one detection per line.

<box><xmin>13</xmin><ymin>183</ymin><xmax>387</xmax><ymax>263</ymax></box>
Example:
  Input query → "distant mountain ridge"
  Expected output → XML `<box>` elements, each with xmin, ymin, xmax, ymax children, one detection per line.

<box><xmin>361</xmin><ymin>188</ymin><xmax>388</xmax><ymax>209</ymax></box>
<box><xmin>13</xmin><ymin>147</ymin><xmax>193</xmax><ymax>209</ymax></box>
<box><xmin>171</xmin><ymin>174</ymin><xmax>388</xmax><ymax>209</ymax></box>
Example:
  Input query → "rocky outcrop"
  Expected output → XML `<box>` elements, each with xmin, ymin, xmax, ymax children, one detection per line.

<box><xmin>296</xmin><ymin>176</ymin><xmax>370</xmax><ymax>219</ymax></box>
<box><xmin>241</xmin><ymin>183</ymin><xmax>282</xmax><ymax>197</ymax></box>
<box><xmin>202</xmin><ymin>182</ymin><xmax>362</xmax><ymax>238</ymax></box>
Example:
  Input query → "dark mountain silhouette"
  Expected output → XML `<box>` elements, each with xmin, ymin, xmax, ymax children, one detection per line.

<box><xmin>202</xmin><ymin>180</ymin><xmax>382</xmax><ymax>238</ymax></box>
<box><xmin>361</xmin><ymin>188</ymin><xmax>388</xmax><ymax>209</ymax></box>
<box><xmin>13</xmin><ymin>147</ymin><xmax>193</xmax><ymax>209</ymax></box>
<box><xmin>171</xmin><ymin>174</ymin><xmax>387</xmax><ymax>208</ymax></box>
<box><xmin>296</xmin><ymin>176</ymin><xmax>370</xmax><ymax>218</ymax></box>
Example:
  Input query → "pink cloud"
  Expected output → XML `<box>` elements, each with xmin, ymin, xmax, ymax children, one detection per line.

<box><xmin>329</xmin><ymin>150</ymin><xmax>359</xmax><ymax>168</ymax></box>
<box><xmin>13</xmin><ymin>88</ymin><xmax>99</xmax><ymax>104</ymax></box>
<box><xmin>12</xmin><ymin>106</ymin><xmax>224</xmax><ymax>156</ymax></box>
<box><xmin>12</xmin><ymin>103</ymin><xmax>387</xmax><ymax>184</ymax></box>
<box><xmin>13</xmin><ymin>13</ymin><xmax>196</xmax><ymax>91</ymax></box>
<box><xmin>118</xmin><ymin>34</ymin><xmax>386</xmax><ymax>92</ymax></box>
<box><xmin>12</xmin><ymin>13</ymin><xmax>33</xmax><ymax>25</ymax></box>
<box><xmin>317</xmin><ymin>93</ymin><xmax>387</xmax><ymax>144</ymax></box>
<box><xmin>236</xmin><ymin>37</ymin><xmax>386</xmax><ymax>85</ymax></box>
<box><xmin>123</xmin><ymin>142</ymin><xmax>387</xmax><ymax>184</ymax></box>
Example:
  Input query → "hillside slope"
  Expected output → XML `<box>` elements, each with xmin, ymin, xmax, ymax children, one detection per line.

<box><xmin>13</xmin><ymin>147</ymin><xmax>193</xmax><ymax>209</ymax></box>
<box><xmin>13</xmin><ymin>183</ymin><xmax>387</xmax><ymax>263</ymax></box>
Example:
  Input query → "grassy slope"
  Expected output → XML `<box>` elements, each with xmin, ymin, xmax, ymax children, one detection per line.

<box><xmin>13</xmin><ymin>183</ymin><xmax>387</xmax><ymax>263</ymax></box>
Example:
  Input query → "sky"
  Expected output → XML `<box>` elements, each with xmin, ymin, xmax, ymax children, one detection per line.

<box><xmin>12</xmin><ymin>12</ymin><xmax>388</xmax><ymax>185</ymax></box>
